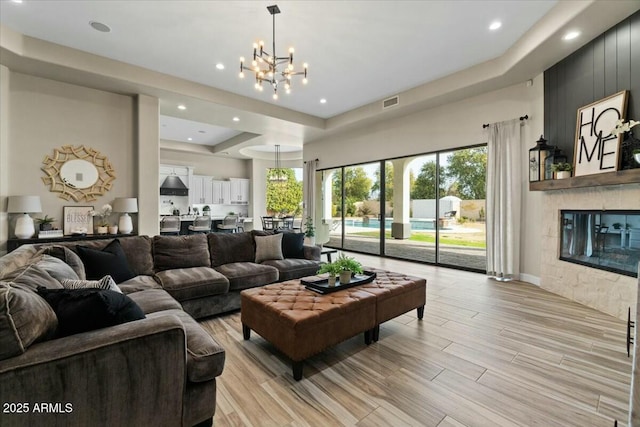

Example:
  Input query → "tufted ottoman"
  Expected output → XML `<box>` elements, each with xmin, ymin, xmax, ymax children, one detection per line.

<box><xmin>241</xmin><ymin>280</ymin><xmax>378</xmax><ymax>380</ymax></box>
<box><xmin>241</xmin><ymin>269</ymin><xmax>426</xmax><ymax>380</ymax></box>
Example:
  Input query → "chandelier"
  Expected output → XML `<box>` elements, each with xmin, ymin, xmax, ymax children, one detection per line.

<box><xmin>239</xmin><ymin>4</ymin><xmax>308</xmax><ymax>100</ymax></box>
<box><xmin>270</xmin><ymin>145</ymin><xmax>287</xmax><ymax>182</ymax></box>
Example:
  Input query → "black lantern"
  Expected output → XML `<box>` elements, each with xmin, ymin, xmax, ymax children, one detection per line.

<box><xmin>544</xmin><ymin>147</ymin><xmax>568</xmax><ymax>180</ymax></box>
<box><xmin>529</xmin><ymin>135</ymin><xmax>553</xmax><ymax>182</ymax></box>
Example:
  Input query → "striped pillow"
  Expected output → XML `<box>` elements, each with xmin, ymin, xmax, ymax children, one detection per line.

<box><xmin>61</xmin><ymin>275</ymin><xmax>122</xmax><ymax>294</ymax></box>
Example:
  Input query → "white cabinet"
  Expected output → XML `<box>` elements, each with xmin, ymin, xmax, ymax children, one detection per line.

<box><xmin>190</xmin><ymin>175</ymin><xmax>214</xmax><ymax>205</ymax></box>
<box><xmin>229</xmin><ymin>178</ymin><xmax>250</xmax><ymax>204</ymax></box>
<box><xmin>211</xmin><ymin>180</ymin><xmax>231</xmax><ymax>205</ymax></box>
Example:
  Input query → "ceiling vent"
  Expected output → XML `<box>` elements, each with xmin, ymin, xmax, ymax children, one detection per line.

<box><xmin>382</xmin><ymin>95</ymin><xmax>399</xmax><ymax>110</ymax></box>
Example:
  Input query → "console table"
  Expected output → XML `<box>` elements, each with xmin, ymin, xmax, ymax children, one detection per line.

<box><xmin>7</xmin><ymin>233</ymin><xmax>138</xmax><ymax>253</ymax></box>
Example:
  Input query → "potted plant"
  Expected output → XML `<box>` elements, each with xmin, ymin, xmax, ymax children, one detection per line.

<box><xmin>612</xmin><ymin>222</ymin><xmax>623</xmax><ymax>230</ymax></box>
<box><xmin>317</xmin><ymin>262</ymin><xmax>342</xmax><ymax>286</ymax></box>
<box><xmin>202</xmin><ymin>205</ymin><xmax>211</xmax><ymax>216</ymax></box>
<box><xmin>551</xmin><ymin>162</ymin><xmax>573</xmax><ymax>179</ymax></box>
<box><xmin>90</xmin><ymin>204</ymin><xmax>112</xmax><ymax>234</ymax></box>
<box><xmin>633</xmin><ymin>148</ymin><xmax>640</xmax><ymax>165</ymax></box>
<box><xmin>36</xmin><ymin>215</ymin><xmax>55</xmax><ymax>231</ymax></box>
<box><xmin>334</xmin><ymin>253</ymin><xmax>363</xmax><ymax>284</ymax></box>
<box><xmin>304</xmin><ymin>216</ymin><xmax>315</xmax><ymax>245</ymax></box>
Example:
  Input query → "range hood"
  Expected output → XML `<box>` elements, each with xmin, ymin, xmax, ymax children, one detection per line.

<box><xmin>160</xmin><ymin>175</ymin><xmax>189</xmax><ymax>196</ymax></box>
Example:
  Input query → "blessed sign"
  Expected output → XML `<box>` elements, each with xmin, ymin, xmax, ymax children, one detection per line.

<box><xmin>573</xmin><ymin>91</ymin><xmax>627</xmax><ymax>177</ymax></box>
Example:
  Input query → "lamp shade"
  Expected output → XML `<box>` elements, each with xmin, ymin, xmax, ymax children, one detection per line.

<box><xmin>113</xmin><ymin>197</ymin><xmax>138</xmax><ymax>213</ymax></box>
<box><xmin>7</xmin><ymin>196</ymin><xmax>42</xmax><ymax>213</ymax></box>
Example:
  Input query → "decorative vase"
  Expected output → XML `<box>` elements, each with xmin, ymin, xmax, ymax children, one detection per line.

<box><xmin>97</xmin><ymin>226</ymin><xmax>108</xmax><ymax>234</ymax></box>
<box><xmin>557</xmin><ymin>171</ymin><xmax>571</xmax><ymax>179</ymax></box>
<box><xmin>634</xmin><ymin>153</ymin><xmax>640</xmax><ymax>165</ymax></box>
<box><xmin>339</xmin><ymin>271</ymin><xmax>352</xmax><ymax>284</ymax></box>
<box><xmin>328</xmin><ymin>275</ymin><xmax>336</xmax><ymax>287</ymax></box>
<box><xmin>108</xmin><ymin>225</ymin><xmax>119</xmax><ymax>235</ymax></box>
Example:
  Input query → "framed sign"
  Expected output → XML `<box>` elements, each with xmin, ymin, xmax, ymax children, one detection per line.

<box><xmin>63</xmin><ymin>206</ymin><xmax>94</xmax><ymax>235</ymax></box>
<box><xmin>573</xmin><ymin>90</ymin><xmax>628</xmax><ymax>177</ymax></box>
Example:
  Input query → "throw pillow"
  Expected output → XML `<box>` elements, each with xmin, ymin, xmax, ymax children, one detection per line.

<box><xmin>76</xmin><ymin>239</ymin><xmax>135</xmax><ymax>284</ymax></box>
<box><xmin>37</xmin><ymin>287</ymin><xmax>145</xmax><ymax>337</ymax></box>
<box><xmin>0</xmin><ymin>282</ymin><xmax>58</xmax><ymax>360</ymax></box>
<box><xmin>39</xmin><ymin>245</ymin><xmax>87</xmax><ymax>280</ymax></box>
<box><xmin>61</xmin><ymin>275</ymin><xmax>122</xmax><ymax>294</ymax></box>
<box><xmin>35</xmin><ymin>254</ymin><xmax>80</xmax><ymax>283</ymax></box>
<box><xmin>254</xmin><ymin>233</ymin><xmax>284</xmax><ymax>263</ymax></box>
<box><xmin>277</xmin><ymin>231</ymin><xmax>305</xmax><ymax>259</ymax></box>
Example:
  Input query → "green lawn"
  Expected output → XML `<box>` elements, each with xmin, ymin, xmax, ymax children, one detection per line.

<box><xmin>350</xmin><ymin>231</ymin><xmax>486</xmax><ymax>248</ymax></box>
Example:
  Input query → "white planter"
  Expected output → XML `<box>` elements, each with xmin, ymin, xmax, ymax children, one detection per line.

<box><xmin>305</xmin><ymin>235</ymin><xmax>315</xmax><ymax>246</ymax></box>
<box><xmin>556</xmin><ymin>171</ymin><xmax>571</xmax><ymax>179</ymax></box>
<box><xmin>327</xmin><ymin>275</ymin><xmax>336</xmax><ymax>287</ymax></box>
<box><xmin>108</xmin><ymin>225</ymin><xmax>119</xmax><ymax>235</ymax></box>
<box><xmin>339</xmin><ymin>271</ymin><xmax>352</xmax><ymax>284</ymax></box>
<box><xmin>634</xmin><ymin>153</ymin><xmax>640</xmax><ymax>164</ymax></box>
<box><xmin>96</xmin><ymin>226</ymin><xmax>108</xmax><ymax>234</ymax></box>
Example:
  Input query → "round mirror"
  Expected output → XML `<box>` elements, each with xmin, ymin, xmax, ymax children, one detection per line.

<box><xmin>59</xmin><ymin>159</ymin><xmax>99</xmax><ymax>189</ymax></box>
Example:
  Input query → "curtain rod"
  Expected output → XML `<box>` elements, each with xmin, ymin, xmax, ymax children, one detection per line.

<box><xmin>482</xmin><ymin>114</ymin><xmax>528</xmax><ymax>129</ymax></box>
<box><xmin>303</xmin><ymin>158</ymin><xmax>319</xmax><ymax>164</ymax></box>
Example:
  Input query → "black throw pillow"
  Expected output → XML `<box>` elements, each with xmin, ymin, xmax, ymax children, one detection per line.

<box><xmin>277</xmin><ymin>231</ymin><xmax>305</xmax><ymax>259</ymax></box>
<box><xmin>37</xmin><ymin>287</ymin><xmax>145</xmax><ymax>337</ymax></box>
<box><xmin>76</xmin><ymin>239</ymin><xmax>135</xmax><ymax>284</ymax></box>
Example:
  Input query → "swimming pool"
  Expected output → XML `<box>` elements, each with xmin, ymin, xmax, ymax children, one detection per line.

<box><xmin>342</xmin><ymin>218</ymin><xmax>436</xmax><ymax>230</ymax></box>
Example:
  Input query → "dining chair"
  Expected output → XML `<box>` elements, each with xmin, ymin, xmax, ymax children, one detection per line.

<box><xmin>262</xmin><ymin>216</ymin><xmax>274</xmax><ymax>231</ymax></box>
<box><xmin>217</xmin><ymin>215</ymin><xmax>238</xmax><ymax>233</ymax></box>
<box><xmin>160</xmin><ymin>216</ymin><xmax>181</xmax><ymax>235</ymax></box>
<box><xmin>292</xmin><ymin>217</ymin><xmax>302</xmax><ymax>231</ymax></box>
<box><xmin>281</xmin><ymin>216</ymin><xmax>294</xmax><ymax>230</ymax></box>
<box><xmin>188</xmin><ymin>216</ymin><xmax>212</xmax><ymax>234</ymax></box>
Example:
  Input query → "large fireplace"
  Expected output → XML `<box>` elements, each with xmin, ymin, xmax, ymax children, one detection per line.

<box><xmin>559</xmin><ymin>210</ymin><xmax>640</xmax><ymax>278</ymax></box>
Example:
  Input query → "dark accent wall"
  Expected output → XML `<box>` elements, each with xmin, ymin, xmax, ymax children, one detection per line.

<box><xmin>544</xmin><ymin>10</ymin><xmax>640</xmax><ymax>161</ymax></box>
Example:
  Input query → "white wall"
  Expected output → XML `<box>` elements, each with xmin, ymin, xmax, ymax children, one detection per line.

<box><xmin>304</xmin><ymin>76</ymin><xmax>544</xmax><ymax>281</ymax></box>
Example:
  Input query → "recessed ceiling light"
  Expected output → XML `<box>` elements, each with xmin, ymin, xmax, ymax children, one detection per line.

<box><xmin>10</xmin><ymin>0</ymin><xmax>23</xmax><ymax>4</ymax></box>
<box><xmin>563</xmin><ymin>31</ymin><xmax>580</xmax><ymax>41</ymax></box>
<box><xmin>320</xmin><ymin>98</ymin><xmax>327</xmax><ymax>104</ymax></box>
<box><xmin>177</xmin><ymin>105</ymin><xmax>186</xmax><ymax>110</ymax></box>
<box><xmin>489</xmin><ymin>21</ymin><xmax>502</xmax><ymax>31</ymax></box>
<box><xmin>187</xmin><ymin>138</ymin><xmax>193</xmax><ymax>141</ymax></box>
<box><xmin>232</xmin><ymin>117</ymin><xmax>240</xmax><ymax>122</ymax></box>
<box><xmin>89</xmin><ymin>21</ymin><xmax>111</xmax><ymax>33</ymax></box>
<box><xmin>216</xmin><ymin>63</ymin><xmax>225</xmax><ymax>70</ymax></box>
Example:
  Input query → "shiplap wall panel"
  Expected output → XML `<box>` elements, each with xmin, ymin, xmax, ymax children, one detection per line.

<box><xmin>544</xmin><ymin>11</ymin><xmax>640</xmax><ymax>161</ymax></box>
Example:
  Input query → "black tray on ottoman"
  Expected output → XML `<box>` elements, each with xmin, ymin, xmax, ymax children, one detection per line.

<box><xmin>301</xmin><ymin>271</ymin><xmax>377</xmax><ymax>294</ymax></box>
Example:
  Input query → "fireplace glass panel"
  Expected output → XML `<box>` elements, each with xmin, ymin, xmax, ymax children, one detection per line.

<box><xmin>560</xmin><ymin>210</ymin><xmax>640</xmax><ymax>278</ymax></box>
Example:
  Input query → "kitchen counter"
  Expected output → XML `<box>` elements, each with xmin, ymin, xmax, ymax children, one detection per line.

<box><xmin>159</xmin><ymin>216</ymin><xmax>253</xmax><ymax>222</ymax></box>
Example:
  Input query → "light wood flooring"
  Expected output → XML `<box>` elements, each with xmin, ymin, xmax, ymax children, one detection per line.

<box><xmin>200</xmin><ymin>254</ymin><xmax>632</xmax><ymax>426</ymax></box>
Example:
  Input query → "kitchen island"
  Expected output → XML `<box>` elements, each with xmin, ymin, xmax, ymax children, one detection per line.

<box><xmin>159</xmin><ymin>216</ymin><xmax>252</xmax><ymax>234</ymax></box>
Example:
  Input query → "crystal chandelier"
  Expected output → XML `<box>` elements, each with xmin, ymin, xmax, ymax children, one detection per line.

<box><xmin>239</xmin><ymin>4</ymin><xmax>308</xmax><ymax>100</ymax></box>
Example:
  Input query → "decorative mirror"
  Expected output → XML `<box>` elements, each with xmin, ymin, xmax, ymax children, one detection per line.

<box><xmin>41</xmin><ymin>145</ymin><xmax>116</xmax><ymax>202</ymax></box>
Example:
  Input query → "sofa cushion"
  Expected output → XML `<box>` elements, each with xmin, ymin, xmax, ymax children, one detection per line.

<box><xmin>118</xmin><ymin>275</ymin><xmax>163</xmax><ymax>294</ymax></box>
<box><xmin>38</xmin><ymin>245</ymin><xmax>86</xmax><ymax>279</ymax></box>
<box><xmin>208</xmin><ymin>232</ymin><xmax>255</xmax><ymax>267</ymax></box>
<box><xmin>0</xmin><ymin>263</ymin><xmax>63</xmax><ymax>292</ymax></box>
<box><xmin>214</xmin><ymin>262</ymin><xmax>279</xmax><ymax>291</ymax></box>
<box><xmin>254</xmin><ymin>233</ymin><xmax>284</xmax><ymax>263</ymax></box>
<box><xmin>77</xmin><ymin>239</ymin><xmax>136</xmax><ymax>284</ymax></box>
<box><xmin>37</xmin><ymin>287</ymin><xmax>145</xmax><ymax>337</ymax></box>
<box><xmin>126</xmin><ymin>288</ymin><xmax>183</xmax><ymax>314</ymax></box>
<box><xmin>153</xmin><ymin>234</ymin><xmax>211</xmax><ymax>271</ymax></box>
<box><xmin>0</xmin><ymin>245</ymin><xmax>41</xmax><ymax>276</ymax></box>
<box><xmin>147</xmin><ymin>309</ymin><xmax>225</xmax><ymax>382</ymax></box>
<box><xmin>277</xmin><ymin>231</ymin><xmax>305</xmax><ymax>259</ymax></box>
<box><xmin>154</xmin><ymin>267</ymin><xmax>229</xmax><ymax>301</ymax></box>
<box><xmin>0</xmin><ymin>282</ymin><xmax>57</xmax><ymax>360</ymax></box>
<box><xmin>61</xmin><ymin>275</ymin><xmax>122</xmax><ymax>293</ymax></box>
<box><xmin>34</xmin><ymin>254</ymin><xmax>80</xmax><ymax>282</ymax></box>
<box><xmin>261</xmin><ymin>258</ymin><xmax>323</xmax><ymax>282</ymax></box>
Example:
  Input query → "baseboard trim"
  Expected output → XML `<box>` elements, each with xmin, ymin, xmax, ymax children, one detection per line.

<box><xmin>519</xmin><ymin>273</ymin><xmax>540</xmax><ymax>286</ymax></box>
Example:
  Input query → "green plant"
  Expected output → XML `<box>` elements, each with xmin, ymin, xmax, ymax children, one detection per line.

<box><xmin>358</xmin><ymin>205</ymin><xmax>373</xmax><ymax>217</ymax></box>
<box><xmin>551</xmin><ymin>162</ymin><xmax>573</xmax><ymax>172</ymax></box>
<box><xmin>633</xmin><ymin>148</ymin><xmax>640</xmax><ymax>155</ymax></box>
<box><xmin>202</xmin><ymin>205</ymin><xmax>210</xmax><ymax>211</ymax></box>
<box><xmin>334</xmin><ymin>254</ymin><xmax>363</xmax><ymax>274</ymax></box>
<box><xmin>36</xmin><ymin>215</ymin><xmax>55</xmax><ymax>225</ymax></box>
<box><xmin>304</xmin><ymin>216</ymin><xmax>315</xmax><ymax>238</ymax></box>
<box><xmin>317</xmin><ymin>262</ymin><xmax>342</xmax><ymax>276</ymax></box>
<box><xmin>612</xmin><ymin>222</ymin><xmax>622</xmax><ymax>230</ymax></box>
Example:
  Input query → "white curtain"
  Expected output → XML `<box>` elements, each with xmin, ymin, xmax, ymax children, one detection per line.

<box><xmin>486</xmin><ymin>119</ymin><xmax>522</xmax><ymax>280</ymax></box>
<box><xmin>303</xmin><ymin>160</ymin><xmax>316</xmax><ymax>224</ymax></box>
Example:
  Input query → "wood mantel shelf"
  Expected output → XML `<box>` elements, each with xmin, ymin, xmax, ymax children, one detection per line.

<box><xmin>529</xmin><ymin>168</ymin><xmax>640</xmax><ymax>191</ymax></box>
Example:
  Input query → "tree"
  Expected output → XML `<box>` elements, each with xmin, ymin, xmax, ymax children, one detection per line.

<box><xmin>371</xmin><ymin>164</ymin><xmax>394</xmax><ymax>203</ymax></box>
<box><xmin>443</xmin><ymin>147</ymin><xmax>487</xmax><ymax>199</ymax></box>
<box><xmin>332</xmin><ymin>167</ymin><xmax>372</xmax><ymax>203</ymax></box>
<box><xmin>266</xmin><ymin>168</ymin><xmax>302</xmax><ymax>215</ymax></box>
<box><xmin>411</xmin><ymin>161</ymin><xmax>445</xmax><ymax>199</ymax></box>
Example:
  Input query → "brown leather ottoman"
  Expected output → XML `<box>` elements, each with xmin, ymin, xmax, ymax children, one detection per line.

<box><xmin>358</xmin><ymin>268</ymin><xmax>426</xmax><ymax>341</ymax></box>
<box><xmin>241</xmin><ymin>280</ymin><xmax>377</xmax><ymax>380</ymax></box>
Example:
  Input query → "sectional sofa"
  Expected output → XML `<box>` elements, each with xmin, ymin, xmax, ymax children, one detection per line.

<box><xmin>0</xmin><ymin>231</ymin><xmax>321</xmax><ymax>427</ymax></box>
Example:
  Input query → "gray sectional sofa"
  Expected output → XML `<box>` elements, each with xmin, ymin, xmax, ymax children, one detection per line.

<box><xmin>0</xmin><ymin>231</ymin><xmax>321</xmax><ymax>427</ymax></box>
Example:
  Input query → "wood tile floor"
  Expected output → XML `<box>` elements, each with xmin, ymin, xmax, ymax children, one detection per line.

<box><xmin>200</xmin><ymin>253</ymin><xmax>632</xmax><ymax>426</ymax></box>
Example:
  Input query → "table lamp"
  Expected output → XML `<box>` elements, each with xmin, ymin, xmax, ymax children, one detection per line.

<box><xmin>113</xmin><ymin>197</ymin><xmax>138</xmax><ymax>234</ymax></box>
<box><xmin>7</xmin><ymin>195</ymin><xmax>42</xmax><ymax>239</ymax></box>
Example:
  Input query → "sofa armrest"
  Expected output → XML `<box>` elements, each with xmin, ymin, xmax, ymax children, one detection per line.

<box><xmin>303</xmin><ymin>244</ymin><xmax>321</xmax><ymax>261</ymax></box>
<box><xmin>0</xmin><ymin>315</ymin><xmax>187</xmax><ymax>427</ymax></box>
